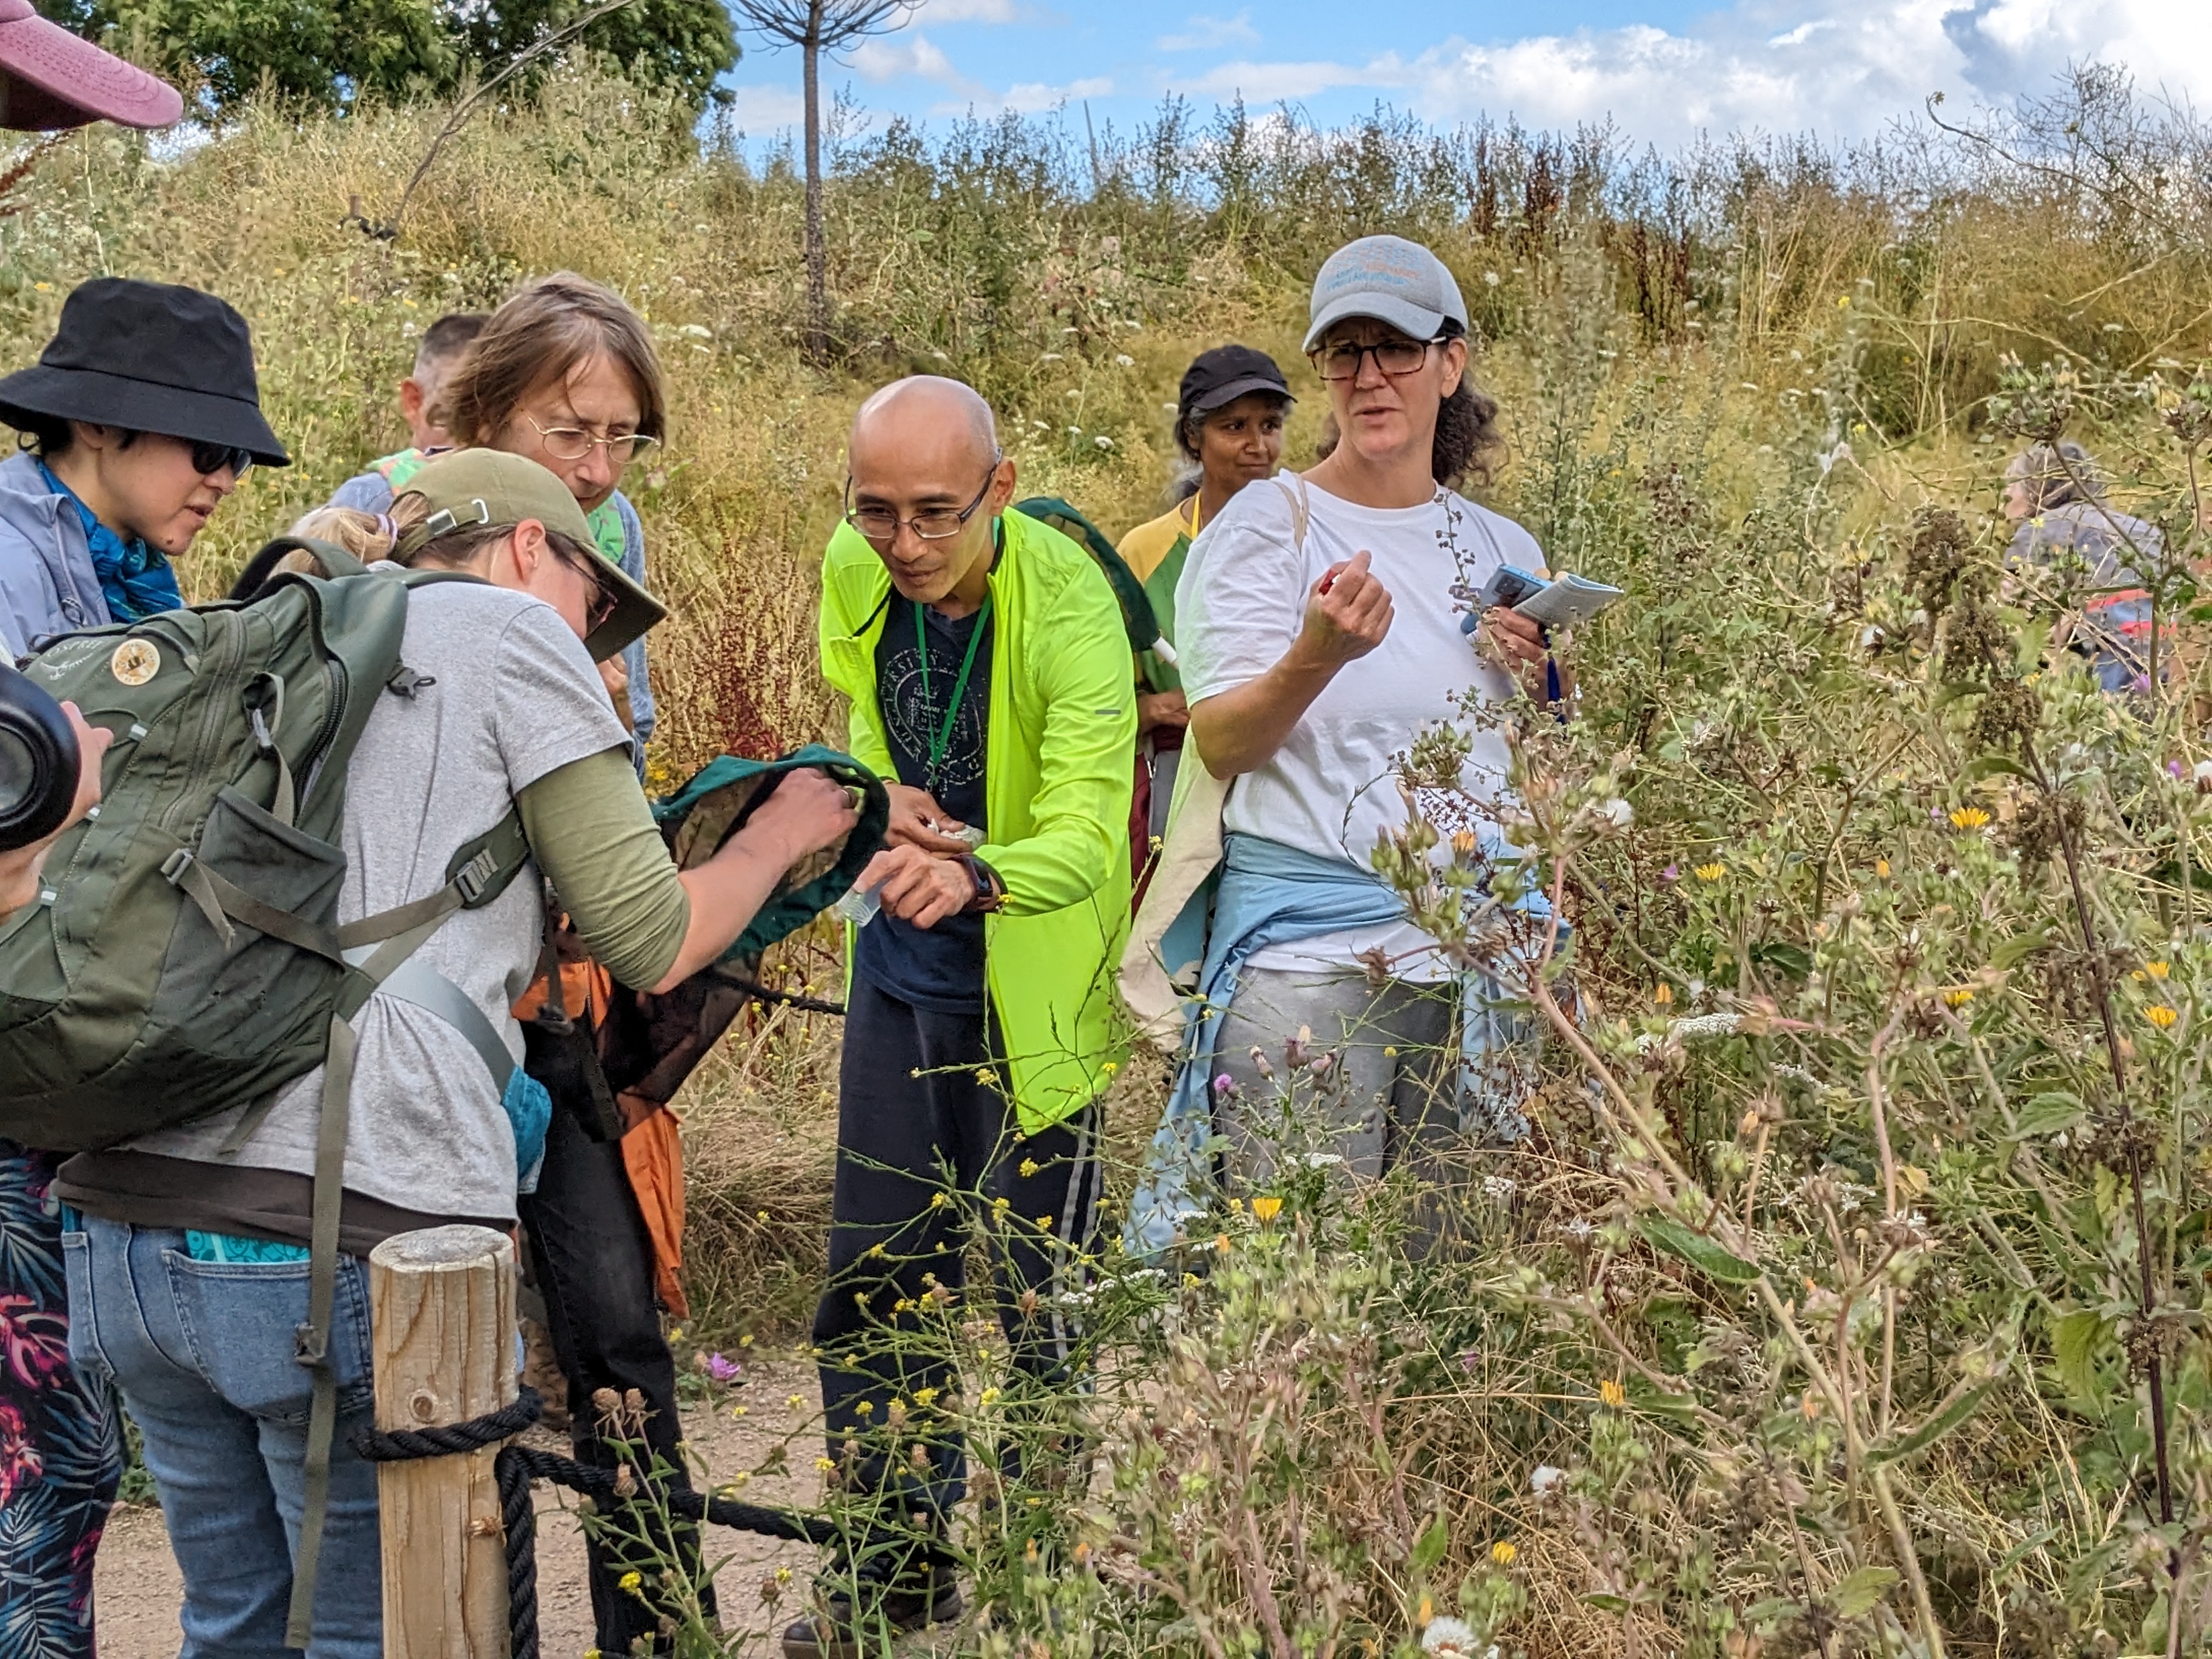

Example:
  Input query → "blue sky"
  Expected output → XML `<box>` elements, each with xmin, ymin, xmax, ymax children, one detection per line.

<box><xmin>721</xmin><ymin>0</ymin><xmax>2212</xmax><ymax>153</ymax></box>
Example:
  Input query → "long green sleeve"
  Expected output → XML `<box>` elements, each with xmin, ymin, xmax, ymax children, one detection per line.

<box><xmin>516</xmin><ymin>747</ymin><xmax>692</xmax><ymax>990</ymax></box>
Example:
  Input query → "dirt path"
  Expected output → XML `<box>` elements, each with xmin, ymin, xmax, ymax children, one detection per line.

<box><xmin>94</xmin><ymin>1353</ymin><xmax>830</xmax><ymax>1659</ymax></box>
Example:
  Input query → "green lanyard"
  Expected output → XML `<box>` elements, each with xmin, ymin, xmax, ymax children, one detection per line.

<box><xmin>915</xmin><ymin>592</ymin><xmax>991</xmax><ymax>789</ymax></box>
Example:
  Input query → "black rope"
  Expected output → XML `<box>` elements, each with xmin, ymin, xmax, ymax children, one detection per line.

<box><xmin>355</xmin><ymin>1385</ymin><xmax>837</xmax><ymax>1658</ymax></box>
<box><xmin>723</xmin><ymin>972</ymin><xmax>847</xmax><ymax>1017</ymax></box>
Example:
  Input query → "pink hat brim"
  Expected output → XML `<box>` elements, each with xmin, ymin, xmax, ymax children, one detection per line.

<box><xmin>0</xmin><ymin>2</ymin><xmax>183</xmax><ymax>132</ymax></box>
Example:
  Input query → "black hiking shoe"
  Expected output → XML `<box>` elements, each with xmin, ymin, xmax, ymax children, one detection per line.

<box><xmin>780</xmin><ymin>1563</ymin><xmax>963</xmax><ymax>1659</ymax></box>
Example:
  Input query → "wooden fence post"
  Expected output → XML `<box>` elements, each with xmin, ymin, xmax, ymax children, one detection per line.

<box><xmin>370</xmin><ymin>1223</ymin><xmax>518</xmax><ymax>1658</ymax></box>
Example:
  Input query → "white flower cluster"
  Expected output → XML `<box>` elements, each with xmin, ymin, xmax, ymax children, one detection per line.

<box><xmin>1633</xmin><ymin>1010</ymin><xmax>1743</xmax><ymax>1053</ymax></box>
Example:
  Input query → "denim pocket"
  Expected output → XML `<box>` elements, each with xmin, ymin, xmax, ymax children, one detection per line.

<box><xmin>59</xmin><ymin>1229</ymin><xmax>114</xmax><ymax>1387</ymax></box>
<box><xmin>163</xmin><ymin>1249</ymin><xmax>374</xmax><ymax>1425</ymax></box>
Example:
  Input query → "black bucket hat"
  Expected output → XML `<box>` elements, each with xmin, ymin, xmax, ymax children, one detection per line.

<box><xmin>0</xmin><ymin>277</ymin><xmax>289</xmax><ymax>465</ymax></box>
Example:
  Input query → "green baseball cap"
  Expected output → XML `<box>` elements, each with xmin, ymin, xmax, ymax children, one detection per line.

<box><xmin>391</xmin><ymin>448</ymin><xmax>666</xmax><ymax>662</ymax></box>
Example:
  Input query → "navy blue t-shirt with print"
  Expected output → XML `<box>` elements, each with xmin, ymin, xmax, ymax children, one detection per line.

<box><xmin>854</xmin><ymin>597</ymin><xmax>993</xmax><ymax>1014</ymax></box>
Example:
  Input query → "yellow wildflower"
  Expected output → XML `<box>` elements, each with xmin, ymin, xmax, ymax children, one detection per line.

<box><xmin>1101</xmin><ymin>1059</ymin><xmax>1119</xmax><ymax>1075</ymax></box>
<box><xmin>816</xmin><ymin>1457</ymin><xmax>837</xmax><ymax>1472</ymax></box>
<box><xmin>1598</xmin><ymin>1379</ymin><xmax>1626</xmax><ymax>1408</ymax></box>
<box><xmin>2147</xmin><ymin>1005</ymin><xmax>2180</xmax><ymax>1029</ymax></box>
<box><xmin>979</xmin><ymin>1387</ymin><xmax>1000</xmax><ymax>1406</ymax></box>
<box><xmin>1802</xmin><ymin>1392</ymin><xmax>1824</xmax><ymax>1421</ymax></box>
<box><xmin>1418</xmin><ymin>1596</ymin><xmax>1434</xmax><ymax>1626</ymax></box>
<box><xmin>1036</xmin><ymin>1215</ymin><xmax>1054</xmax><ymax>1228</ymax></box>
<box><xmin>930</xmin><ymin>1191</ymin><xmax>949</xmax><ymax>1208</ymax></box>
<box><xmin>1214</xmin><ymin>1232</ymin><xmax>1232</xmax><ymax>1252</ymax></box>
<box><xmin>1694</xmin><ymin>862</ymin><xmax>1726</xmax><ymax>882</ymax></box>
<box><xmin>913</xmin><ymin>1386</ymin><xmax>939</xmax><ymax>1406</ymax></box>
<box><xmin>1251</xmin><ymin>1195</ymin><xmax>1284</xmax><ymax>1224</ymax></box>
<box><xmin>854</xmin><ymin>1399</ymin><xmax>873</xmax><ymax>1416</ymax></box>
<box><xmin>1491</xmin><ymin>1539</ymin><xmax>1519</xmax><ymax>1567</ymax></box>
<box><xmin>1943</xmin><ymin>988</ymin><xmax>1974</xmax><ymax>1007</ymax></box>
<box><xmin>1019</xmin><ymin>1158</ymin><xmax>1039</xmax><ymax>1179</ymax></box>
<box><xmin>1654</xmin><ymin>983</ymin><xmax>1673</xmax><ymax>1005</ymax></box>
<box><xmin>974</xmin><ymin>1068</ymin><xmax>995</xmax><ymax>1085</ymax></box>
<box><xmin>1875</xmin><ymin>857</ymin><xmax>1890</xmax><ymax>877</ymax></box>
<box><xmin>787</xmin><ymin>1394</ymin><xmax>805</xmax><ymax>1410</ymax></box>
<box><xmin>2147</xmin><ymin>961</ymin><xmax>2171</xmax><ymax>978</ymax></box>
<box><xmin>1949</xmin><ymin>805</ymin><xmax>1991</xmax><ymax>831</ymax></box>
<box><xmin>618</xmin><ymin>1571</ymin><xmax>643</xmax><ymax>1593</ymax></box>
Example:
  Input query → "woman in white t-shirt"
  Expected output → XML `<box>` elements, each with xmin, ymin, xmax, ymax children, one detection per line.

<box><xmin>1173</xmin><ymin>233</ymin><xmax>1559</xmax><ymax>1204</ymax></box>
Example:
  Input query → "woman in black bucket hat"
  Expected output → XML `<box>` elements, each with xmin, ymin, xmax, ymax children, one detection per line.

<box><xmin>0</xmin><ymin>276</ymin><xmax>286</xmax><ymax>655</ymax></box>
<box><xmin>0</xmin><ymin>279</ymin><xmax>277</xmax><ymax>1657</ymax></box>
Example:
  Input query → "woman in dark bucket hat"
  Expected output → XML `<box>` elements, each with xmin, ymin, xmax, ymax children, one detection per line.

<box><xmin>0</xmin><ymin>278</ymin><xmax>275</xmax><ymax>1656</ymax></box>
<box><xmin>0</xmin><ymin>276</ymin><xmax>285</xmax><ymax>655</ymax></box>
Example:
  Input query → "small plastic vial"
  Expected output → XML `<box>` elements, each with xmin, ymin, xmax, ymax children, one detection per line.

<box><xmin>834</xmin><ymin>882</ymin><xmax>882</xmax><ymax>928</ymax></box>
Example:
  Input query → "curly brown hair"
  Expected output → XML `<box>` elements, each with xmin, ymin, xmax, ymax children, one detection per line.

<box><xmin>1432</xmin><ymin>324</ymin><xmax>1505</xmax><ymax>489</ymax></box>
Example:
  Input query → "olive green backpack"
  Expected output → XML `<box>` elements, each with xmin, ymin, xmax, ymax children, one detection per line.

<box><xmin>0</xmin><ymin>538</ymin><xmax>532</xmax><ymax>1644</ymax></box>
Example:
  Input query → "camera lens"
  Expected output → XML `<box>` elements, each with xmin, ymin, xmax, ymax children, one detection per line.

<box><xmin>0</xmin><ymin>725</ymin><xmax>35</xmax><ymax>815</ymax></box>
<box><xmin>0</xmin><ymin>664</ymin><xmax>79</xmax><ymax>853</ymax></box>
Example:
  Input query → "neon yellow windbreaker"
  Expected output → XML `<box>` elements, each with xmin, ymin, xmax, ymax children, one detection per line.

<box><xmin>818</xmin><ymin>510</ymin><xmax>1136</xmax><ymax>1131</ymax></box>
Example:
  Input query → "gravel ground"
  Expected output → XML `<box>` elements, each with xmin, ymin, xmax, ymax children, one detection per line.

<box><xmin>93</xmin><ymin>1353</ymin><xmax>834</xmax><ymax>1659</ymax></box>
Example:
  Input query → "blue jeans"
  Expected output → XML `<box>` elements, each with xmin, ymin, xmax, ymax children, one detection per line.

<box><xmin>62</xmin><ymin>1214</ymin><xmax>382</xmax><ymax>1658</ymax></box>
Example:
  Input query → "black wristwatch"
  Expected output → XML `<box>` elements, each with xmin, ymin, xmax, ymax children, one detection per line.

<box><xmin>962</xmin><ymin>855</ymin><xmax>1005</xmax><ymax>913</ymax></box>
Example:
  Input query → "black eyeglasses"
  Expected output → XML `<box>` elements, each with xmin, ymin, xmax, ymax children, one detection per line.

<box><xmin>555</xmin><ymin>545</ymin><xmax>622</xmax><ymax>629</ymax></box>
<box><xmin>190</xmin><ymin>441</ymin><xmax>255</xmax><ymax>481</ymax></box>
<box><xmin>843</xmin><ymin>456</ymin><xmax>1001</xmax><ymax>545</ymax></box>
<box><xmin>1307</xmin><ymin>336</ymin><xmax>1445</xmax><ymax>382</ymax></box>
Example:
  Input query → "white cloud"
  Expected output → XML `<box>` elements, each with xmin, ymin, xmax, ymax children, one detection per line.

<box><xmin>916</xmin><ymin>0</ymin><xmax>1025</xmax><ymax>21</ymax></box>
<box><xmin>1169</xmin><ymin>0</ymin><xmax>2212</xmax><ymax>147</ymax></box>
<box><xmin>1156</xmin><ymin>10</ymin><xmax>1260</xmax><ymax>53</ymax></box>
<box><xmin>726</xmin><ymin>83</ymin><xmax>807</xmax><ymax>128</ymax></box>
<box><xmin>1000</xmin><ymin>75</ymin><xmax>1114</xmax><ymax>112</ymax></box>
<box><xmin>929</xmin><ymin>74</ymin><xmax>1113</xmax><ymax>115</ymax></box>
<box><xmin>847</xmin><ymin>31</ymin><xmax>985</xmax><ymax>95</ymax></box>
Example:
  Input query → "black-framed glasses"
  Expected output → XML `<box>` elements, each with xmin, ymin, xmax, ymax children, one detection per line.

<box><xmin>555</xmin><ymin>545</ymin><xmax>622</xmax><ymax>629</ymax></box>
<box><xmin>190</xmin><ymin>440</ymin><xmax>255</xmax><ymax>480</ymax></box>
<box><xmin>843</xmin><ymin>455</ymin><xmax>1001</xmax><ymax>545</ymax></box>
<box><xmin>527</xmin><ymin>416</ymin><xmax>661</xmax><ymax>466</ymax></box>
<box><xmin>1308</xmin><ymin>336</ymin><xmax>1445</xmax><ymax>382</ymax></box>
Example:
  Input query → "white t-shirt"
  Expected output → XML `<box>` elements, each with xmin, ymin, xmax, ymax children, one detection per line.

<box><xmin>132</xmin><ymin>580</ymin><xmax>630</xmax><ymax>1223</ymax></box>
<box><xmin>1176</xmin><ymin>473</ymin><xmax>1542</xmax><ymax>979</ymax></box>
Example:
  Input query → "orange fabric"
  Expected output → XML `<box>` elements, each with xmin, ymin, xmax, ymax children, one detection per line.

<box><xmin>620</xmin><ymin>1105</ymin><xmax>689</xmax><ymax>1318</ymax></box>
<box><xmin>512</xmin><ymin>958</ymin><xmax>689</xmax><ymax>1316</ymax></box>
<box><xmin>512</xmin><ymin>959</ymin><xmax>606</xmax><ymax>1024</ymax></box>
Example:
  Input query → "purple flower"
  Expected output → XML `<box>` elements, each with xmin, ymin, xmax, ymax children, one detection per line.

<box><xmin>1659</xmin><ymin>863</ymin><xmax>1679</xmax><ymax>883</ymax></box>
<box><xmin>1212</xmin><ymin>1073</ymin><xmax>1237</xmax><ymax>1097</ymax></box>
<box><xmin>2132</xmin><ymin>674</ymin><xmax>2153</xmax><ymax>693</ymax></box>
<box><xmin>704</xmin><ymin>1352</ymin><xmax>742</xmax><ymax>1384</ymax></box>
<box><xmin>2171</xmin><ymin>760</ymin><xmax>2186</xmax><ymax>778</ymax></box>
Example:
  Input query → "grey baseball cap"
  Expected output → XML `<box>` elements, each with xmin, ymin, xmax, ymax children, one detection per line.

<box><xmin>1303</xmin><ymin>235</ymin><xmax>1469</xmax><ymax>352</ymax></box>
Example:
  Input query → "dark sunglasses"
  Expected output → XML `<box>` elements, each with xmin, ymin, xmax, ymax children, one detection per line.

<box><xmin>189</xmin><ymin>440</ymin><xmax>255</xmax><ymax>481</ymax></box>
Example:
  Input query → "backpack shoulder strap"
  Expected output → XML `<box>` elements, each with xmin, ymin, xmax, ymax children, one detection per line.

<box><xmin>1272</xmin><ymin>470</ymin><xmax>1311</xmax><ymax>554</ymax></box>
<box><xmin>283</xmin><ymin>802</ymin><xmax>530</xmax><ymax>1646</ymax></box>
<box><xmin>226</xmin><ymin>536</ymin><xmax>366</xmax><ymax>602</ymax></box>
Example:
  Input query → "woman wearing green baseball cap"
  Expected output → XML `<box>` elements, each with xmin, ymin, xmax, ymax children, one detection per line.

<box><xmin>55</xmin><ymin>450</ymin><xmax>857</xmax><ymax>1657</ymax></box>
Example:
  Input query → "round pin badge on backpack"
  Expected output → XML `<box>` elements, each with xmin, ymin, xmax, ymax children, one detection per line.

<box><xmin>109</xmin><ymin>639</ymin><xmax>160</xmax><ymax>686</ymax></box>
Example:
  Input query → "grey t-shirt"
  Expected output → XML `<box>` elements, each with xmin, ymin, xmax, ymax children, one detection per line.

<box><xmin>122</xmin><ymin>580</ymin><xmax>629</xmax><ymax>1223</ymax></box>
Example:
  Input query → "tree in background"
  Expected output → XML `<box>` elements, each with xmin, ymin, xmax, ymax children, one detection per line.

<box><xmin>40</xmin><ymin>0</ymin><xmax>737</xmax><ymax>113</ymax></box>
<box><xmin>727</xmin><ymin>0</ymin><xmax>910</xmax><ymax>362</ymax></box>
